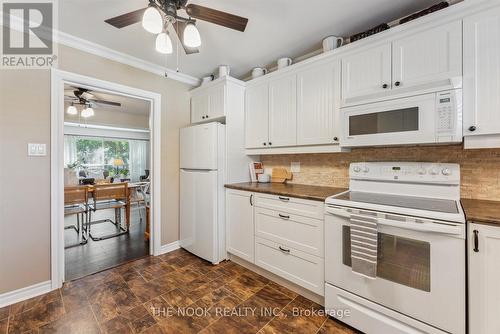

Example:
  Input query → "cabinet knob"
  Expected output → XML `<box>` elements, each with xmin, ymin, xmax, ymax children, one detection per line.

<box><xmin>263</xmin><ymin>142</ymin><xmax>267</xmax><ymax>146</ymax></box>
<box><xmin>202</xmin><ymin>116</ymin><xmax>205</xmax><ymax>119</ymax></box>
<box><xmin>268</xmin><ymin>142</ymin><xmax>272</xmax><ymax>146</ymax></box>
<box><xmin>333</xmin><ymin>137</ymin><xmax>339</xmax><ymax>142</ymax></box>
<box><xmin>394</xmin><ymin>81</ymin><xmax>401</xmax><ymax>87</ymax></box>
<box><xmin>205</xmin><ymin>115</ymin><xmax>209</xmax><ymax>118</ymax></box>
<box><xmin>382</xmin><ymin>84</ymin><xmax>388</xmax><ymax>89</ymax></box>
<box><xmin>469</xmin><ymin>126</ymin><xmax>477</xmax><ymax>132</ymax></box>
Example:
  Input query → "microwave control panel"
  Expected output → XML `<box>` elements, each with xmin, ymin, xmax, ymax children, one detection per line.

<box><xmin>436</xmin><ymin>90</ymin><xmax>462</xmax><ymax>141</ymax></box>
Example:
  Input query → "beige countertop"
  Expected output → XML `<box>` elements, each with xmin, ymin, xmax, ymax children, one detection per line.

<box><xmin>225</xmin><ymin>182</ymin><xmax>348</xmax><ymax>202</ymax></box>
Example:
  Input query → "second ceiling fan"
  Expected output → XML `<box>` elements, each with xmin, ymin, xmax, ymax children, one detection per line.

<box><xmin>105</xmin><ymin>0</ymin><xmax>249</xmax><ymax>55</ymax></box>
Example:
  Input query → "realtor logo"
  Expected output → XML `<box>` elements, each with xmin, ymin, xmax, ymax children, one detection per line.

<box><xmin>1</xmin><ymin>0</ymin><xmax>57</xmax><ymax>69</ymax></box>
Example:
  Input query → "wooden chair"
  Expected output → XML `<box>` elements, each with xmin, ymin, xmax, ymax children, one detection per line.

<box><xmin>88</xmin><ymin>183</ymin><xmax>129</xmax><ymax>241</ymax></box>
<box><xmin>64</xmin><ymin>186</ymin><xmax>89</xmax><ymax>248</ymax></box>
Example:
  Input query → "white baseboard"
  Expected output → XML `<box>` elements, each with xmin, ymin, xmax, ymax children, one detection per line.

<box><xmin>0</xmin><ymin>280</ymin><xmax>53</xmax><ymax>308</ymax></box>
<box><xmin>158</xmin><ymin>240</ymin><xmax>180</xmax><ymax>255</ymax></box>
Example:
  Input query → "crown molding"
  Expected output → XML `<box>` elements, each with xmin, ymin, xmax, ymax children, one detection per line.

<box><xmin>55</xmin><ymin>31</ymin><xmax>201</xmax><ymax>87</ymax></box>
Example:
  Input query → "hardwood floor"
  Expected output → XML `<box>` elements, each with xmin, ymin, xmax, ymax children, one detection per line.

<box><xmin>0</xmin><ymin>249</ymin><xmax>360</xmax><ymax>333</ymax></box>
<box><xmin>65</xmin><ymin>206</ymin><xmax>150</xmax><ymax>281</ymax></box>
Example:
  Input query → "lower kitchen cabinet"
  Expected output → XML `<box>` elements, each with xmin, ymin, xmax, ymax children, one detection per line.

<box><xmin>468</xmin><ymin>223</ymin><xmax>500</xmax><ymax>334</ymax></box>
<box><xmin>226</xmin><ymin>189</ymin><xmax>255</xmax><ymax>263</ymax></box>
<box><xmin>225</xmin><ymin>189</ymin><xmax>325</xmax><ymax>296</ymax></box>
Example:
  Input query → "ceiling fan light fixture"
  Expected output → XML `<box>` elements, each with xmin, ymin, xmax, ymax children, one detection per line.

<box><xmin>81</xmin><ymin>106</ymin><xmax>95</xmax><ymax>118</ymax></box>
<box><xmin>142</xmin><ymin>6</ymin><xmax>163</xmax><ymax>34</ymax></box>
<box><xmin>66</xmin><ymin>104</ymin><xmax>78</xmax><ymax>115</ymax></box>
<box><xmin>156</xmin><ymin>31</ymin><xmax>173</xmax><ymax>54</ymax></box>
<box><xmin>183</xmin><ymin>22</ymin><xmax>201</xmax><ymax>48</ymax></box>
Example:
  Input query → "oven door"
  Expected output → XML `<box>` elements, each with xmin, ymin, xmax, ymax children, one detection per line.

<box><xmin>324</xmin><ymin>205</ymin><xmax>465</xmax><ymax>334</ymax></box>
<box><xmin>341</xmin><ymin>93</ymin><xmax>437</xmax><ymax>147</ymax></box>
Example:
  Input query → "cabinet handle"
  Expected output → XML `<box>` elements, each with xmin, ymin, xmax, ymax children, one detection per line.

<box><xmin>205</xmin><ymin>115</ymin><xmax>209</xmax><ymax>118</ymax></box>
<box><xmin>469</xmin><ymin>126</ymin><xmax>477</xmax><ymax>132</ymax></box>
<box><xmin>394</xmin><ymin>81</ymin><xmax>401</xmax><ymax>87</ymax></box>
<box><xmin>202</xmin><ymin>116</ymin><xmax>205</xmax><ymax>119</ymax></box>
<box><xmin>278</xmin><ymin>213</ymin><xmax>290</xmax><ymax>219</ymax></box>
<box><xmin>263</xmin><ymin>142</ymin><xmax>267</xmax><ymax>146</ymax></box>
<box><xmin>333</xmin><ymin>137</ymin><xmax>339</xmax><ymax>142</ymax></box>
<box><xmin>473</xmin><ymin>230</ymin><xmax>479</xmax><ymax>252</ymax></box>
<box><xmin>279</xmin><ymin>246</ymin><xmax>290</xmax><ymax>253</ymax></box>
<box><xmin>269</xmin><ymin>142</ymin><xmax>273</xmax><ymax>146</ymax></box>
<box><xmin>249</xmin><ymin>194</ymin><xmax>254</xmax><ymax>206</ymax></box>
<box><xmin>278</xmin><ymin>196</ymin><xmax>290</xmax><ymax>202</ymax></box>
<box><xmin>382</xmin><ymin>84</ymin><xmax>388</xmax><ymax>89</ymax></box>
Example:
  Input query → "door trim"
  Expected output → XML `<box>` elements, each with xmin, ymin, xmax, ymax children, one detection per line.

<box><xmin>50</xmin><ymin>69</ymin><xmax>162</xmax><ymax>289</ymax></box>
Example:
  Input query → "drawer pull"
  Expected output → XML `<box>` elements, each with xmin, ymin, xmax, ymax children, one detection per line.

<box><xmin>279</xmin><ymin>246</ymin><xmax>291</xmax><ymax>253</ymax></box>
<box><xmin>278</xmin><ymin>214</ymin><xmax>290</xmax><ymax>219</ymax></box>
<box><xmin>278</xmin><ymin>196</ymin><xmax>290</xmax><ymax>202</ymax></box>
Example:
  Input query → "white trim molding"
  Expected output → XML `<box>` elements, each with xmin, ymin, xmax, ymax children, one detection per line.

<box><xmin>159</xmin><ymin>241</ymin><xmax>181</xmax><ymax>255</ymax></box>
<box><xmin>64</xmin><ymin>122</ymin><xmax>150</xmax><ymax>140</ymax></box>
<box><xmin>56</xmin><ymin>31</ymin><xmax>200</xmax><ymax>87</ymax></box>
<box><xmin>0</xmin><ymin>281</ymin><xmax>52</xmax><ymax>308</ymax></box>
<box><xmin>51</xmin><ymin>69</ymin><xmax>163</xmax><ymax>289</ymax></box>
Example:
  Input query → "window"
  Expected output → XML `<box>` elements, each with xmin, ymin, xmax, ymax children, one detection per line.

<box><xmin>65</xmin><ymin>135</ymin><xmax>148</xmax><ymax>182</ymax></box>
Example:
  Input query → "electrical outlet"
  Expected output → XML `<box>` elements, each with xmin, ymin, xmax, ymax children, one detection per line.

<box><xmin>291</xmin><ymin>162</ymin><xmax>301</xmax><ymax>173</ymax></box>
<box><xmin>28</xmin><ymin>143</ymin><xmax>47</xmax><ymax>156</ymax></box>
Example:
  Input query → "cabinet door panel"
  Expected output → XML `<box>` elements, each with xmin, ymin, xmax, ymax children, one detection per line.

<box><xmin>245</xmin><ymin>82</ymin><xmax>269</xmax><ymax>148</ymax></box>
<box><xmin>342</xmin><ymin>44</ymin><xmax>392</xmax><ymax>101</ymax></box>
<box><xmin>392</xmin><ymin>21</ymin><xmax>462</xmax><ymax>90</ymax></box>
<box><xmin>297</xmin><ymin>61</ymin><xmax>339</xmax><ymax>145</ymax></box>
<box><xmin>464</xmin><ymin>8</ymin><xmax>500</xmax><ymax>136</ymax></box>
<box><xmin>209</xmin><ymin>84</ymin><xmax>226</xmax><ymax>119</ymax></box>
<box><xmin>226</xmin><ymin>190</ymin><xmax>254</xmax><ymax>263</ymax></box>
<box><xmin>191</xmin><ymin>93</ymin><xmax>209</xmax><ymax>124</ymax></box>
<box><xmin>468</xmin><ymin>223</ymin><xmax>500</xmax><ymax>334</ymax></box>
<box><xmin>269</xmin><ymin>74</ymin><xmax>297</xmax><ymax>147</ymax></box>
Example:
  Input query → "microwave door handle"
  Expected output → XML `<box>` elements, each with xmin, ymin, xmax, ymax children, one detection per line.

<box><xmin>377</xmin><ymin>218</ymin><xmax>463</xmax><ymax>235</ymax></box>
<box><xmin>325</xmin><ymin>207</ymin><xmax>351</xmax><ymax>218</ymax></box>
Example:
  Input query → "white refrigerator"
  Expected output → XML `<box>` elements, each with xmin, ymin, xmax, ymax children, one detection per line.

<box><xmin>179</xmin><ymin>122</ymin><xmax>226</xmax><ymax>264</ymax></box>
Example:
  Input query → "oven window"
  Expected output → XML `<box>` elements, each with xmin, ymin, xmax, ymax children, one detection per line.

<box><xmin>349</xmin><ymin>107</ymin><xmax>419</xmax><ymax>136</ymax></box>
<box><xmin>343</xmin><ymin>226</ymin><xmax>431</xmax><ymax>292</ymax></box>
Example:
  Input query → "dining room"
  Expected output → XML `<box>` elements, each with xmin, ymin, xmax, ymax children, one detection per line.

<box><xmin>62</xmin><ymin>84</ymin><xmax>153</xmax><ymax>280</ymax></box>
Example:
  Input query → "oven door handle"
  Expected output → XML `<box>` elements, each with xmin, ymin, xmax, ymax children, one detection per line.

<box><xmin>325</xmin><ymin>206</ymin><xmax>351</xmax><ymax>218</ymax></box>
<box><xmin>326</xmin><ymin>206</ymin><xmax>463</xmax><ymax>235</ymax></box>
<box><xmin>377</xmin><ymin>218</ymin><xmax>463</xmax><ymax>235</ymax></box>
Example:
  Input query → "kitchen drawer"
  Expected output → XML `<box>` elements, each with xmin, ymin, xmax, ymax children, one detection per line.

<box><xmin>255</xmin><ymin>207</ymin><xmax>324</xmax><ymax>257</ymax></box>
<box><xmin>255</xmin><ymin>237</ymin><xmax>324</xmax><ymax>296</ymax></box>
<box><xmin>254</xmin><ymin>193</ymin><xmax>323</xmax><ymax>220</ymax></box>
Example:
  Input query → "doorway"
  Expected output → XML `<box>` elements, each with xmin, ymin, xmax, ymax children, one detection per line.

<box><xmin>51</xmin><ymin>69</ymin><xmax>162</xmax><ymax>288</ymax></box>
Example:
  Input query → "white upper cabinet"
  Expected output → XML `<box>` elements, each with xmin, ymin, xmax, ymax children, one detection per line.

<box><xmin>392</xmin><ymin>21</ymin><xmax>462</xmax><ymax>91</ymax></box>
<box><xmin>342</xmin><ymin>43</ymin><xmax>392</xmax><ymax>102</ymax></box>
<box><xmin>191</xmin><ymin>93</ymin><xmax>209</xmax><ymax>124</ymax></box>
<box><xmin>190</xmin><ymin>80</ymin><xmax>227</xmax><ymax>124</ymax></box>
<box><xmin>208</xmin><ymin>84</ymin><xmax>226</xmax><ymax>120</ymax></box>
<box><xmin>269</xmin><ymin>74</ymin><xmax>297</xmax><ymax>147</ymax></box>
<box><xmin>464</xmin><ymin>7</ymin><xmax>500</xmax><ymax>140</ymax></box>
<box><xmin>245</xmin><ymin>81</ymin><xmax>269</xmax><ymax>148</ymax></box>
<box><xmin>297</xmin><ymin>61</ymin><xmax>340</xmax><ymax>145</ymax></box>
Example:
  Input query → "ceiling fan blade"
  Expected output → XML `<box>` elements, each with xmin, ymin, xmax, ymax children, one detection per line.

<box><xmin>88</xmin><ymin>99</ymin><xmax>122</xmax><ymax>107</ymax></box>
<box><xmin>105</xmin><ymin>8</ymin><xmax>147</xmax><ymax>29</ymax></box>
<box><xmin>185</xmin><ymin>4</ymin><xmax>248</xmax><ymax>32</ymax></box>
<box><xmin>173</xmin><ymin>21</ymin><xmax>200</xmax><ymax>55</ymax></box>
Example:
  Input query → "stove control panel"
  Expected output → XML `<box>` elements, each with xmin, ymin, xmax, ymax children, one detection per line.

<box><xmin>350</xmin><ymin>162</ymin><xmax>460</xmax><ymax>184</ymax></box>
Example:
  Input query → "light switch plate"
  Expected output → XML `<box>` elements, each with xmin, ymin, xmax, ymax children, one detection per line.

<box><xmin>291</xmin><ymin>162</ymin><xmax>301</xmax><ymax>173</ymax></box>
<box><xmin>28</xmin><ymin>143</ymin><xmax>47</xmax><ymax>156</ymax></box>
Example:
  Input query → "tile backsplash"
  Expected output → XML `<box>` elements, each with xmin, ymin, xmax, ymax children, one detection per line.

<box><xmin>261</xmin><ymin>145</ymin><xmax>500</xmax><ymax>201</ymax></box>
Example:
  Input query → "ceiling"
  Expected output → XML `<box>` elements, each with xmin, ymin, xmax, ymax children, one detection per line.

<box><xmin>64</xmin><ymin>84</ymin><xmax>150</xmax><ymax>116</ymax></box>
<box><xmin>60</xmin><ymin>0</ymin><xmax>444</xmax><ymax>79</ymax></box>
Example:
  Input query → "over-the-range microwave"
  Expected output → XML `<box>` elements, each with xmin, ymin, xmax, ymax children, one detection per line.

<box><xmin>340</xmin><ymin>89</ymin><xmax>462</xmax><ymax>148</ymax></box>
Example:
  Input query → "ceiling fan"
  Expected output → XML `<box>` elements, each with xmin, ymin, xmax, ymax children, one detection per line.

<box><xmin>64</xmin><ymin>87</ymin><xmax>122</xmax><ymax>118</ymax></box>
<box><xmin>104</xmin><ymin>0</ymin><xmax>249</xmax><ymax>55</ymax></box>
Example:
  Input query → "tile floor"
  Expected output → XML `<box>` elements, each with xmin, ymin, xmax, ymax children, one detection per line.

<box><xmin>0</xmin><ymin>249</ymin><xmax>359</xmax><ymax>333</ymax></box>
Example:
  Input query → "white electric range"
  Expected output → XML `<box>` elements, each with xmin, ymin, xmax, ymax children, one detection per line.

<box><xmin>324</xmin><ymin>162</ymin><xmax>465</xmax><ymax>334</ymax></box>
